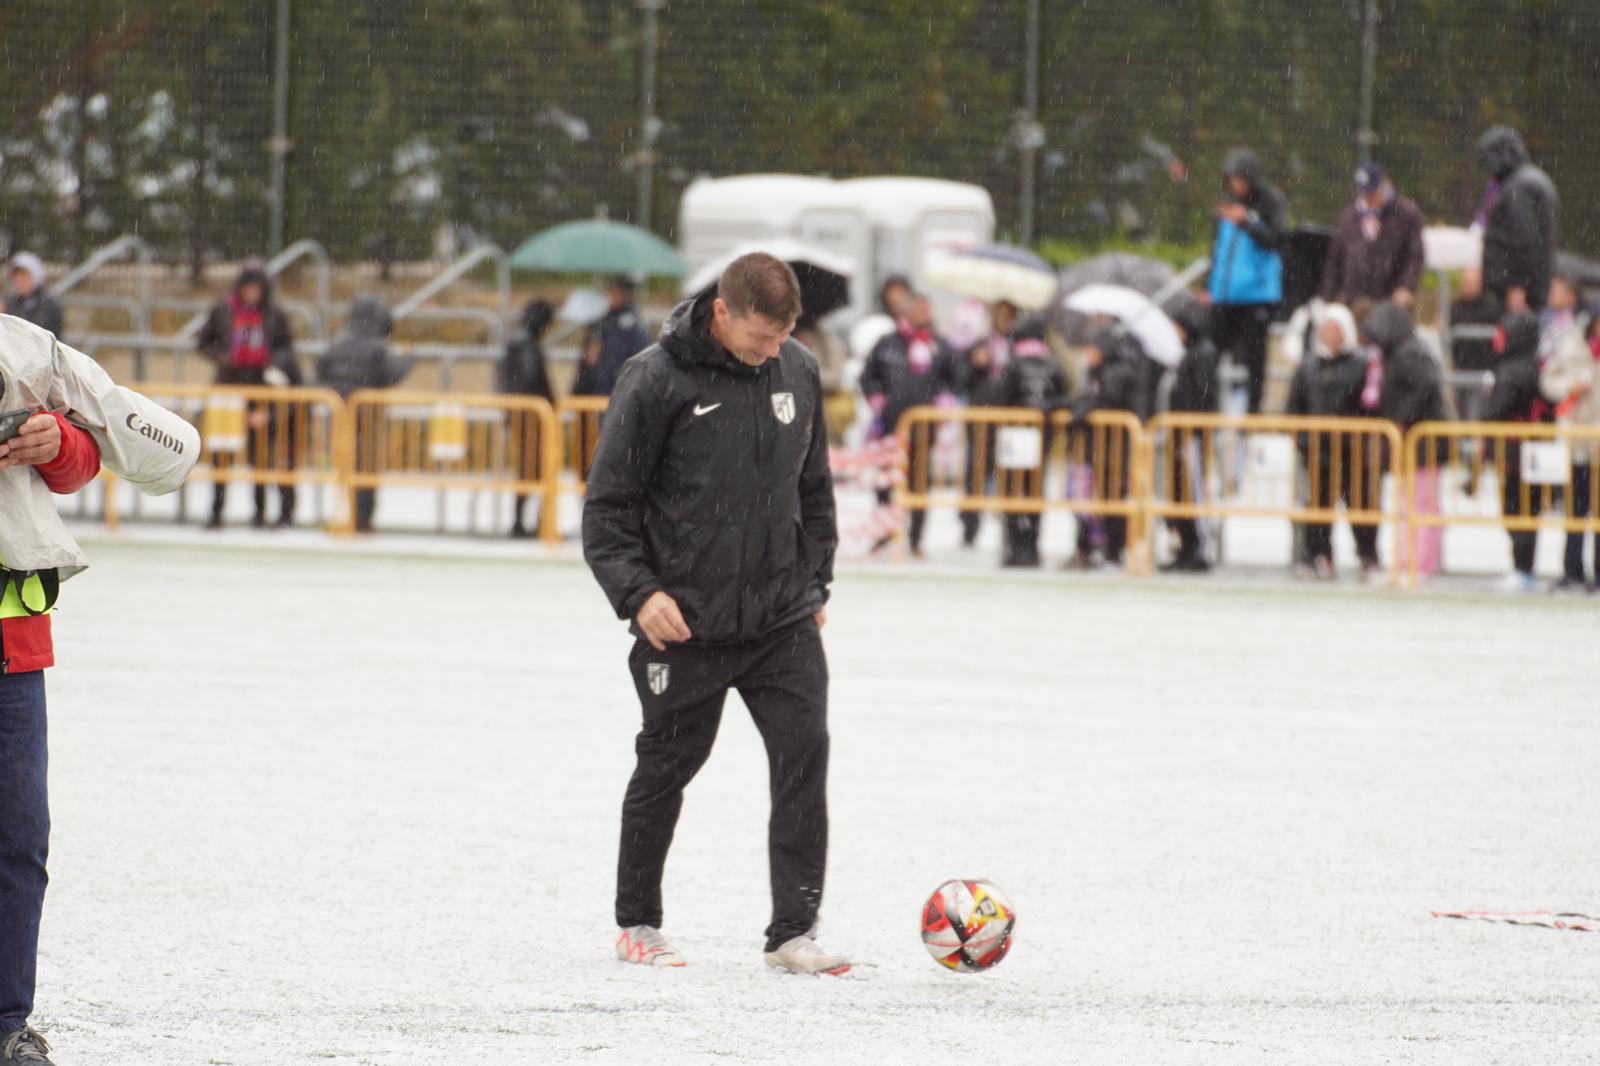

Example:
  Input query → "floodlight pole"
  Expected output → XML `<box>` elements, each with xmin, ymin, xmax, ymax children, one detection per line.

<box><xmin>637</xmin><ymin>0</ymin><xmax>663</xmax><ymax>231</ymax></box>
<box><xmin>1357</xmin><ymin>0</ymin><xmax>1377</xmax><ymax>164</ymax></box>
<box><xmin>268</xmin><ymin>0</ymin><xmax>291</xmax><ymax>253</ymax></box>
<box><xmin>1020</xmin><ymin>0</ymin><xmax>1041</xmax><ymax>246</ymax></box>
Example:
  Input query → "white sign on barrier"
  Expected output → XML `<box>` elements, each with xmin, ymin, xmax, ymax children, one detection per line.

<box><xmin>1521</xmin><ymin>440</ymin><xmax>1570</xmax><ymax>486</ymax></box>
<box><xmin>996</xmin><ymin>426</ymin><xmax>1044</xmax><ymax>470</ymax></box>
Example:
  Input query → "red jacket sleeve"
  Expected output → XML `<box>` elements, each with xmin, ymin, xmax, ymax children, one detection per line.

<box><xmin>36</xmin><ymin>413</ymin><xmax>102</xmax><ymax>494</ymax></box>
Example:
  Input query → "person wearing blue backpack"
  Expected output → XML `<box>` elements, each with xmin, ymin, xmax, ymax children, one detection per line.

<box><xmin>1209</xmin><ymin>149</ymin><xmax>1288</xmax><ymax>414</ymax></box>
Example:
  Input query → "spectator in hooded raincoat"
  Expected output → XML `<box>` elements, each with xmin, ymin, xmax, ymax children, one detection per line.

<box><xmin>5</xmin><ymin>254</ymin><xmax>63</xmax><ymax>339</ymax></box>
<box><xmin>1286</xmin><ymin>304</ymin><xmax>1379</xmax><ymax>580</ymax></box>
<box><xmin>499</xmin><ymin>298</ymin><xmax>557</xmax><ymax>538</ymax></box>
<box><xmin>1319</xmin><ymin>163</ymin><xmax>1426</xmax><ymax>311</ymax></box>
<box><xmin>196</xmin><ymin>262</ymin><xmax>297</xmax><ymax>530</ymax></box>
<box><xmin>1481</xmin><ymin>310</ymin><xmax>1552</xmax><ymax>591</ymax></box>
<box><xmin>1366</xmin><ymin>301</ymin><xmax>1450</xmax><ymax>577</ymax></box>
<box><xmin>1065</xmin><ymin>328</ymin><xmax>1146</xmax><ymax>568</ymax></box>
<box><xmin>994</xmin><ymin>315</ymin><xmax>1067</xmax><ymax>568</ymax></box>
<box><xmin>1209</xmin><ymin>148</ymin><xmax>1287</xmax><ymax>414</ymax></box>
<box><xmin>859</xmin><ymin>292</ymin><xmax>960</xmax><ymax>556</ymax></box>
<box><xmin>316</xmin><ymin>295</ymin><xmax>414</xmax><ymax>533</ymax></box>
<box><xmin>1163</xmin><ymin>299</ymin><xmax>1220</xmax><ymax>572</ymax></box>
<box><xmin>1476</xmin><ymin>125</ymin><xmax>1559</xmax><ymax>314</ymax></box>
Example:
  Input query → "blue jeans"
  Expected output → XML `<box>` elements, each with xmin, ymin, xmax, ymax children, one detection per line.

<box><xmin>0</xmin><ymin>671</ymin><xmax>48</xmax><ymax>1034</ymax></box>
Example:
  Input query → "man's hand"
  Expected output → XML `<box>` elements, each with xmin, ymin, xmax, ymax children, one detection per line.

<box><xmin>1392</xmin><ymin>287</ymin><xmax>1415</xmax><ymax>309</ymax></box>
<box><xmin>1216</xmin><ymin>202</ymin><xmax>1248</xmax><ymax>224</ymax></box>
<box><xmin>1506</xmin><ymin>286</ymin><xmax>1529</xmax><ymax>314</ymax></box>
<box><xmin>637</xmin><ymin>590</ymin><xmax>691</xmax><ymax>652</ymax></box>
<box><xmin>0</xmin><ymin>414</ymin><xmax>61</xmax><ymax>472</ymax></box>
<box><xmin>814</xmin><ymin>607</ymin><xmax>827</xmax><ymax>631</ymax></box>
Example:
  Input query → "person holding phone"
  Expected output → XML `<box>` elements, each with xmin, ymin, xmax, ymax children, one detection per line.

<box><xmin>1209</xmin><ymin>149</ymin><xmax>1288</xmax><ymax>414</ymax></box>
<box><xmin>2</xmin><ymin>314</ymin><xmax>199</xmax><ymax>1065</ymax></box>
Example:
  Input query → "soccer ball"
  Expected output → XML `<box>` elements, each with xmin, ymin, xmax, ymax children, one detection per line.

<box><xmin>920</xmin><ymin>879</ymin><xmax>1016</xmax><ymax>972</ymax></box>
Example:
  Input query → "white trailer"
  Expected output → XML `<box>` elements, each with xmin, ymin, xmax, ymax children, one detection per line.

<box><xmin>678</xmin><ymin>173</ymin><xmax>995</xmax><ymax>326</ymax></box>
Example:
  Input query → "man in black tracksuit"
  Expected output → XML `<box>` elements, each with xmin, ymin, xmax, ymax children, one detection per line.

<box><xmin>582</xmin><ymin>253</ymin><xmax>847</xmax><ymax>975</ymax></box>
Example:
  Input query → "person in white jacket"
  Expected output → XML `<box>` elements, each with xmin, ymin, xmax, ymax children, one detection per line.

<box><xmin>1540</xmin><ymin>308</ymin><xmax>1600</xmax><ymax>592</ymax></box>
<box><xmin>0</xmin><ymin>315</ymin><xmax>198</xmax><ymax>1065</ymax></box>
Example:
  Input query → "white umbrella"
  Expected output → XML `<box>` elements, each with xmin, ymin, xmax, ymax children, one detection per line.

<box><xmin>1061</xmin><ymin>283</ymin><xmax>1185</xmax><ymax>367</ymax></box>
<box><xmin>557</xmin><ymin>287</ymin><xmax>609</xmax><ymax>326</ymax></box>
<box><xmin>924</xmin><ymin>243</ymin><xmax>1058</xmax><ymax>310</ymax></box>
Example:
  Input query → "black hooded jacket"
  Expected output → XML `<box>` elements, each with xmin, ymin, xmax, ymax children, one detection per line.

<box><xmin>860</xmin><ymin>326</ymin><xmax>960</xmax><ymax>435</ymax></box>
<box><xmin>197</xmin><ymin>266</ymin><xmax>295</xmax><ymax>384</ymax></box>
<box><xmin>499</xmin><ymin>300</ymin><xmax>555</xmax><ymax>401</ymax></box>
<box><xmin>1220</xmin><ymin>149</ymin><xmax>1289</xmax><ymax>252</ymax></box>
<box><xmin>1478</xmin><ymin>127</ymin><xmax>1559</xmax><ymax>309</ymax></box>
<box><xmin>315</xmin><ymin>295</ymin><xmax>412</xmax><ymax>399</ymax></box>
<box><xmin>582</xmin><ymin>288</ymin><xmax>837</xmax><ymax>645</ymax></box>
<box><xmin>1365</xmin><ymin>302</ymin><xmax>1447</xmax><ymax>433</ymax></box>
<box><xmin>1168</xmin><ymin>301</ymin><xmax>1220</xmax><ymax>414</ymax></box>
<box><xmin>1365</xmin><ymin>301</ymin><xmax>1448</xmax><ymax>464</ymax></box>
<box><xmin>1072</xmin><ymin>330</ymin><xmax>1149</xmax><ymax>423</ymax></box>
<box><xmin>5</xmin><ymin>291</ymin><xmax>63</xmax><ymax>338</ymax></box>
<box><xmin>1482</xmin><ymin>311</ymin><xmax>1550</xmax><ymax>425</ymax></box>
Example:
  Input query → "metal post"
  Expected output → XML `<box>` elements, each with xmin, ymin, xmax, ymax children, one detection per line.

<box><xmin>1357</xmin><ymin>0</ymin><xmax>1377</xmax><ymax>164</ymax></box>
<box><xmin>268</xmin><ymin>0</ymin><xmax>291</xmax><ymax>253</ymax></box>
<box><xmin>637</xmin><ymin>0</ymin><xmax>662</xmax><ymax>230</ymax></box>
<box><xmin>1019</xmin><ymin>0</ymin><xmax>1042</xmax><ymax>245</ymax></box>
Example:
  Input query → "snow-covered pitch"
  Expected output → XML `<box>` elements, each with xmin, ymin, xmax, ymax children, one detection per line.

<box><xmin>33</xmin><ymin>536</ymin><xmax>1598</xmax><ymax>1064</ymax></box>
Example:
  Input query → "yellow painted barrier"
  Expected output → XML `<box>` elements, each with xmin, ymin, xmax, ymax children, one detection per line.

<box><xmin>343</xmin><ymin>390</ymin><xmax>561</xmax><ymax>544</ymax></box>
<box><xmin>1401</xmin><ymin>420</ymin><xmax>1600</xmax><ymax>586</ymax></box>
<box><xmin>893</xmin><ymin>406</ymin><xmax>1152</xmax><ymax>572</ymax></box>
<box><xmin>1145</xmin><ymin>412</ymin><xmax>1404</xmax><ymax>583</ymax></box>
<box><xmin>128</xmin><ymin>383</ymin><xmax>350</xmax><ymax>528</ymax></box>
<box><xmin>556</xmin><ymin>396</ymin><xmax>611</xmax><ymax>500</ymax></box>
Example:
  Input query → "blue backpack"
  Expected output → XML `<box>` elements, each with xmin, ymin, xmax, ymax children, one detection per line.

<box><xmin>1210</xmin><ymin>219</ymin><xmax>1283</xmax><ymax>306</ymax></box>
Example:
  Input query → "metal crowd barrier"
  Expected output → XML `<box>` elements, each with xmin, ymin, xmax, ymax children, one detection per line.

<box><xmin>893</xmin><ymin>406</ymin><xmax>1152</xmax><ymax>572</ymax></box>
<box><xmin>556</xmin><ymin>396</ymin><xmax>611</xmax><ymax>500</ymax></box>
<box><xmin>1399</xmin><ymin>421</ymin><xmax>1600</xmax><ymax>586</ymax></box>
<box><xmin>106</xmin><ymin>383</ymin><xmax>349</xmax><ymax>529</ymax></box>
<box><xmin>1146</xmin><ymin>412</ymin><xmax>1404</xmax><ymax>582</ymax></box>
<box><xmin>342</xmin><ymin>390</ymin><xmax>561</xmax><ymax>544</ymax></box>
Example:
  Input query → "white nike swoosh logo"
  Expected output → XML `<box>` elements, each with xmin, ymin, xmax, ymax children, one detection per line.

<box><xmin>693</xmin><ymin>403</ymin><xmax>722</xmax><ymax>416</ymax></box>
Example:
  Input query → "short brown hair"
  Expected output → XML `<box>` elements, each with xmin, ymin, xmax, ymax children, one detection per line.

<box><xmin>718</xmin><ymin>253</ymin><xmax>802</xmax><ymax>325</ymax></box>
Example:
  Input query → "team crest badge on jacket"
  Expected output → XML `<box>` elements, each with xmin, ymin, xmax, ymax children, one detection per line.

<box><xmin>647</xmin><ymin>662</ymin><xmax>670</xmax><ymax>695</ymax></box>
<box><xmin>771</xmin><ymin>392</ymin><xmax>795</xmax><ymax>425</ymax></box>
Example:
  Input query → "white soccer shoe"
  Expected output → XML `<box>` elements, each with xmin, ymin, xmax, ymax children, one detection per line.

<box><xmin>615</xmin><ymin>925</ymin><xmax>687</xmax><ymax>967</ymax></box>
<box><xmin>763</xmin><ymin>934</ymin><xmax>851</xmax><ymax>976</ymax></box>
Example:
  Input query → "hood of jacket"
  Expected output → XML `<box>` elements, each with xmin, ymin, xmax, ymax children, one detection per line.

<box><xmin>1498</xmin><ymin>310</ymin><xmax>1542</xmax><ymax>362</ymax></box>
<box><xmin>1362</xmin><ymin>301</ymin><xmax>1415</xmax><ymax>356</ymax></box>
<box><xmin>8</xmin><ymin>252</ymin><xmax>46</xmax><ymax>290</ymax></box>
<box><xmin>520</xmin><ymin>298</ymin><xmax>554</xmax><ymax>338</ymax></box>
<box><xmin>1222</xmin><ymin>148</ymin><xmax>1265</xmax><ymax>192</ymax></box>
<box><xmin>345</xmin><ymin>294</ymin><xmax>392</xmax><ymax>339</ymax></box>
<box><xmin>1479</xmin><ymin>126</ymin><xmax>1530</xmax><ymax>181</ymax></box>
<box><xmin>233</xmin><ymin>262</ymin><xmax>274</xmax><ymax>306</ymax></box>
<box><xmin>658</xmin><ymin>285</ymin><xmax>761</xmax><ymax>377</ymax></box>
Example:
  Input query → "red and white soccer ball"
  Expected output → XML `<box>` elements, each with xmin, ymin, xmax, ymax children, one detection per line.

<box><xmin>920</xmin><ymin>879</ymin><xmax>1016</xmax><ymax>972</ymax></box>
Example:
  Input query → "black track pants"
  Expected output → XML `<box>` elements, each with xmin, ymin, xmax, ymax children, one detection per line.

<box><xmin>616</xmin><ymin>620</ymin><xmax>829</xmax><ymax>951</ymax></box>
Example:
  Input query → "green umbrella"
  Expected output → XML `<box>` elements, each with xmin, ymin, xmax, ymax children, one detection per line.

<box><xmin>509</xmin><ymin>219</ymin><xmax>685</xmax><ymax>278</ymax></box>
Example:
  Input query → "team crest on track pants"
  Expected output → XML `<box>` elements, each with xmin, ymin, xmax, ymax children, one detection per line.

<box><xmin>616</xmin><ymin>620</ymin><xmax>829</xmax><ymax>952</ymax></box>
